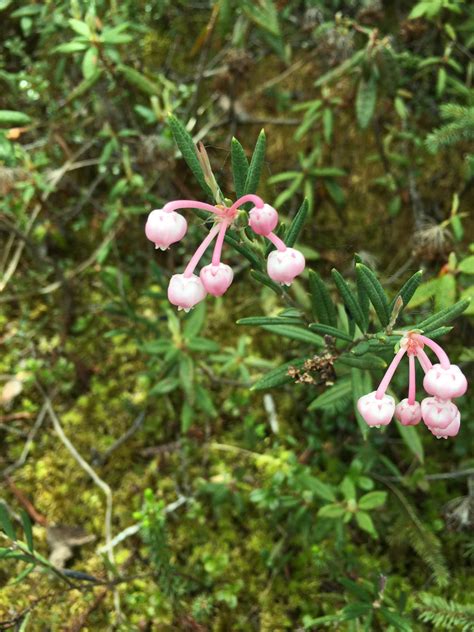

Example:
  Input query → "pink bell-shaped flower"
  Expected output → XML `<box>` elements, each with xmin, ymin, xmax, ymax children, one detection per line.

<box><xmin>249</xmin><ymin>204</ymin><xmax>279</xmax><ymax>236</ymax></box>
<box><xmin>421</xmin><ymin>397</ymin><xmax>459</xmax><ymax>429</ymax></box>
<box><xmin>423</xmin><ymin>363</ymin><xmax>468</xmax><ymax>400</ymax></box>
<box><xmin>200</xmin><ymin>263</ymin><xmax>234</xmax><ymax>297</ymax></box>
<box><xmin>267</xmin><ymin>248</ymin><xmax>305</xmax><ymax>286</ymax></box>
<box><xmin>428</xmin><ymin>410</ymin><xmax>460</xmax><ymax>439</ymax></box>
<box><xmin>167</xmin><ymin>274</ymin><xmax>206</xmax><ymax>312</ymax></box>
<box><xmin>145</xmin><ymin>208</ymin><xmax>187</xmax><ymax>250</ymax></box>
<box><xmin>395</xmin><ymin>399</ymin><xmax>422</xmax><ymax>426</ymax></box>
<box><xmin>357</xmin><ymin>391</ymin><xmax>395</xmax><ymax>427</ymax></box>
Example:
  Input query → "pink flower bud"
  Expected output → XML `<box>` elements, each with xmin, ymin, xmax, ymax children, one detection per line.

<box><xmin>145</xmin><ymin>208</ymin><xmax>187</xmax><ymax>250</ymax></box>
<box><xmin>249</xmin><ymin>204</ymin><xmax>279</xmax><ymax>236</ymax></box>
<box><xmin>428</xmin><ymin>410</ymin><xmax>460</xmax><ymax>439</ymax></box>
<box><xmin>357</xmin><ymin>391</ymin><xmax>395</xmax><ymax>427</ymax></box>
<box><xmin>395</xmin><ymin>399</ymin><xmax>422</xmax><ymax>426</ymax></box>
<box><xmin>423</xmin><ymin>363</ymin><xmax>468</xmax><ymax>399</ymax></box>
<box><xmin>421</xmin><ymin>397</ymin><xmax>459</xmax><ymax>429</ymax></box>
<box><xmin>267</xmin><ymin>248</ymin><xmax>305</xmax><ymax>286</ymax></box>
<box><xmin>167</xmin><ymin>274</ymin><xmax>206</xmax><ymax>312</ymax></box>
<box><xmin>200</xmin><ymin>263</ymin><xmax>234</xmax><ymax>297</ymax></box>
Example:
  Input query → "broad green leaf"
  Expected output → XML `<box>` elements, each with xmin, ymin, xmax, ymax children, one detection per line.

<box><xmin>0</xmin><ymin>503</ymin><xmax>16</xmax><ymax>540</ymax></box>
<box><xmin>408</xmin><ymin>278</ymin><xmax>440</xmax><ymax>308</ymax></box>
<box><xmin>68</xmin><ymin>18</ymin><xmax>91</xmax><ymax>38</ymax></box>
<box><xmin>460</xmin><ymin>286</ymin><xmax>474</xmax><ymax>315</ymax></box>
<box><xmin>389</xmin><ymin>270</ymin><xmax>424</xmax><ymax>312</ymax></box>
<box><xmin>332</xmin><ymin>269</ymin><xmax>366</xmax><ymax>330</ymax></box>
<box><xmin>297</xmin><ymin>474</ymin><xmax>336</xmax><ymax>501</ymax></box>
<box><xmin>356</xmin><ymin>263</ymin><xmax>390</xmax><ymax>327</ymax></box>
<box><xmin>261</xmin><ymin>325</ymin><xmax>323</xmax><ymax>346</ymax></box>
<box><xmin>168</xmin><ymin>114</ymin><xmax>214</xmax><ymax>199</ymax></box>
<box><xmin>308</xmin><ymin>379</ymin><xmax>352</xmax><ymax>411</ymax></box>
<box><xmin>356</xmin><ymin>74</ymin><xmax>377</xmax><ymax>129</ymax></box>
<box><xmin>355</xmin><ymin>511</ymin><xmax>377</xmax><ymax>537</ymax></box>
<box><xmin>285</xmin><ymin>199</ymin><xmax>308</xmax><ymax>247</ymax></box>
<box><xmin>183</xmin><ymin>301</ymin><xmax>206</xmax><ymax>338</ymax></box>
<box><xmin>415</xmin><ymin>298</ymin><xmax>470</xmax><ymax>331</ymax></box>
<box><xmin>358</xmin><ymin>491</ymin><xmax>387</xmax><ymax>510</ymax></box>
<box><xmin>341</xmin><ymin>477</ymin><xmax>356</xmax><ymax>501</ymax></box>
<box><xmin>308</xmin><ymin>323</ymin><xmax>353</xmax><ymax>342</ymax></box>
<box><xmin>82</xmin><ymin>47</ymin><xmax>98</xmax><ymax>79</ymax></box>
<box><xmin>318</xmin><ymin>504</ymin><xmax>345</xmax><ymax>518</ymax></box>
<box><xmin>458</xmin><ymin>255</ymin><xmax>474</xmax><ymax>274</ymax></box>
<box><xmin>243</xmin><ymin>129</ymin><xmax>266</xmax><ymax>197</ymax></box>
<box><xmin>309</xmin><ymin>270</ymin><xmax>338</xmax><ymax>327</ymax></box>
<box><xmin>231</xmin><ymin>137</ymin><xmax>249</xmax><ymax>199</ymax></box>
<box><xmin>0</xmin><ymin>110</ymin><xmax>31</xmax><ymax>126</ymax></box>
<box><xmin>251</xmin><ymin>357</ymin><xmax>307</xmax><ymax>390</ymax></box>
<box><xmin>396</xmin><ymin>423</ymin><xmax>424</xmax><ymax>463</ymax></box>
<box><xmin>435</xmin><ymin>273</ymin><xmax>456</xmax><ymax>311</ymax></box>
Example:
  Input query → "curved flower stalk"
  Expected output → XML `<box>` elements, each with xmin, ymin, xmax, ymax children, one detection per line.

<box><xmin>145</xmin><ymin>194</ymin><xmax>306</xmax><ymax>311</ymax></box>
<box><xmin>357</xmin><ymin>331</ymin><xmax>468</xmax><ymax>439</ymax></box>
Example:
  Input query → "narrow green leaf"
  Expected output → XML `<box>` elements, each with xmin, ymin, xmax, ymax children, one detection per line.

<box><xmin>0</xmin><ymin>110</ymin><xmax>31</xmax><ymax>126</ymax></box>
<box><xmin>298</xmin><ymin>474</ymin><xmax>336</xmax><ymax>501</ymax></box>
<box><xmin>308</xmin><ymin>379</ymin><xmax>352</xmax><ymax>411</ymax></box>
<box><xmin>422</xmin><ymin>325</ymin><xmax>453</xmax><ymax>338</ymax></box>
<box><xmin>183</xmin><ymin>301</ymin><xmax>206</xmax><ymax>338</ymax></box>
<box><xmin>389</xmin><ymin>270</ymin><xmax>424</xmax><ymax>312</ymax></box>
<box><xmin>244</xmin><ymin>129</ymin><xmax>266</xmax><ymax>196</ymax></box>
<box><xmin>68</xmin><ymin>18</ymin><xmax>91</xmax><ymax>37</ymax></box>
<box><xmin>0</xmin><ymin>503</ymin><xmax>16</xmax><ymax>540</ymax></box>
<box><xmin>261</xmin><ymin>325</ymin><xmax>324</xmax><ymax>346</ymax></box>
<box><xmin>318</xmin><ymin>504</ymin><xmax>345</xmax><ymax>518</ymax></box>
<box><xmin>251</xmin><ymin>357</ymin><xmax>307</xmax><ymax>390</ymax></box>
<box><xmin>285</xmin><ymin>199</ymin><xmax>308</xmax><ymax>247</ymax></box>
<box><xmin>356</xmin><ymin>74</ymin><xmax>377</xmax><ymax>130</ymax></box>
<box><xmin>231</xmin><ymin>137</ymin><xmax>249</xmax><ymax>199</ymax></box>
<box><xmin>309</xmin><ymin>270</ymin><xmax>338</xmax><ymax>327</ymax></box>
<box><xmin>65</xmin><ymin>69</ymin><xmax>102</xmax><ymax>103</ymax></box>
<box><xmin>179</xmin><ymin>355</ymin><xmax>194</xmax><ymax>404</ymax></box>
<box><xmin>168</xmin><ymin>114</ymin><xmax>214</xmax><ymax>199</ymax></box>
<box><xmin>337</xmin><ymin>353</ymin><xmax>387</xmax><ymax>370</ymax></box>
<box><xmin>117</xmin><ymin>64</ymin><xmax>161</xmax><ymax>96</ymax></box>
<box><xmin>250</xmin><ymin>269</ymin><xmax>283</xmax><ymax>295</ymax></box>
<box><xmin>415</xmin><ymin>298</ymin><xmax>470</xmax><ymax>331</ymax></box>
<box><xmin>356</xmin><ymin>263</ymin><xmax>390</xmax><ymax>327</ymax></box>
<box><xmin>224</xmin><ymin>232</ymin><xmax>262</xmax><ymax>270</ymax></box>
<box><xmin>332</xmin><ymin>269</ymin><xmax>365</xmax><ymax>330</ymax></box>
<box><xmin>238</xmin><ymin>316</ymin><xmax>303</xmax><ymax>327</ymax></box>
<box><xmin>20</xmin><ymin>511</ymin><xmax>34</xmax><ymax>552</ymax></box>
<box><xmin>355</xmin><ymin>254</ymin><xmax>370</xmax><ymax>331</ymax></box>
<box><xmin>53</xmin><ymin>41</ymin><xmax>89</xmax><ymax>53</ymax></box>
<box><xmin>396</xmin><ymin>423</ymin><xmax>424</xmax><ymax>464</ymax></box>
<box><xmin>149</xmin><ymin>377</ymin><xmax>179</xmax><ymax>396</ymax></box>
<box><xmin>309</xmin><ymin>323</ymin><xmax>353</xmax><ymax>342</ymax></box>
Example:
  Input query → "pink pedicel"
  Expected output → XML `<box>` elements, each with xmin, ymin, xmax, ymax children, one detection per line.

<box><xmin>167</xmin><ymin>274</ymin><xmax>207</xmax><ymax>312</ymax></box>
<box><xmin>421</xmin><ymin>397</ymin><xmax>459</xmax><ymax>430</ymax></box>
<box><xmin>249</xmin><ymin>204</ymin><xmax>279</xmax><ymax>236</ymax></box>
<box><xmin>267</xmin><ymin>247</ymin><xmax>305</xmax><ymax>286</ymax></box>
<box><xmin>357</xmin><ymin>331</ymin><xmax>467</xmax><ymax>439</ymax></box>
<box><xmin>357</xmin><ymin>392</ymin><xmax>395</xmax><ymax>427</ymax></box>
<box><xmin>395</xmin><ymin>399</ymin><xmax>422</xmax><ymax>426</ymax></box>
<box><xmin>423</xmin><ymin>363</ymin><xmax>468</xmax><ymax>399</ymax></box>
<box><xmin>200</xmin><ymin>263</ymin><xmax>234</xmax><ymax>297</ymax></box>
<box><xmin>145</xmin><ymin>208</ymin><xmax>187</xmax><ymax>250</ymax></box>
<box><xmin>428</xmin><ymin>410</ymin><xmax>460</xmax><ymax>439</ymax></box>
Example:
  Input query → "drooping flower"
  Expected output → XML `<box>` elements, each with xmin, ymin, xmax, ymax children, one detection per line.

<box><xmin>146</xmin><ymin>194</ymin><xmax>305</xmax><ymax>311</ymax></box>
<box><xmin>357</xmin><ymin>331</ymin><xmax>468</xmax><ymax>439</ymax></box>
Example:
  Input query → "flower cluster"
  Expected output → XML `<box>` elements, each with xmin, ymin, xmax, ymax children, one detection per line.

<box><xmin>357</xmin><ymin>332</ymin><xmax>468</xmax><ymax>439</ymax></box>
<box><xmin>145</xmin><ymin>195</ymin><xmax>305</xmax><ymax>311</ymax></box>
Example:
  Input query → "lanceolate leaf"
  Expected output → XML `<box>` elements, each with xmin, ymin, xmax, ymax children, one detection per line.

<box><xmin>250</xmin><ymin>270</ymin><xmax>282</xmax><ymax>294</ymax></box>
<box><xmin>309</xmin><ymin>270</ymin><xmax>338</xmax><ymax>327</ymax></box>
<box><xmin>238</xmin><ymin>316</ymin><xmax>303</xmax><ymax>327</ymax></box>
<box><xmin>397</xmin><ymin>423</ymin><xmax>424</xmax><ymax>464</ymax></box>
<box><xmin>389</xmin><ymin>270</ymin><xmax>424</xmax><ymax>312</ymax></box>
<box><xmin>356</xmin><ymin>264</ymin><xmax>390</xmax><ymax>327</ymax></box>
<box><xmin>251</xmin><ymin>357</ymin><xmax>307</xmax><ymax>390</ymax></box>
<box><xmin>308</xmin><ymin>378</ymin><xmax>352</xmax><ymax>410</ymax></box>
<box><xmin>168</xmin><ymin>114</ymin><xmax>214</xmax><ymax>199</ymax></box>
<box><xmin>415</xmin><ymin>299</ymin><xmax>470</xmax><ymax>331</ymax></box>
<box><xmin>0</xmin><ymin>110</ymin><xmax>31</xmax><ymax>126</ymax></box>
<box><xmin>332</xmin><ymin>269</ymin><xmax>365</xmax><ymax>330</ymax></box>
<box><xmin>285</xmin><ymin>199</ymin><xmax>309</xmax><ymax>247</ymax></box>
<box><xmin>355</xmin><ymin>254</ymin><xmax>369</xmax><ymax>331</ymax></box>
<box><xmin>224</xmin><ymin>232</ymin><xmax>262</xmax><ymax>270</ymax></box>
<box><xmin>0</xmin><ymin>503</ymin><xmax>16</xmax><ymax>540</ymax></box>
<box><xmin>309</xmin><ymin>323</ymin><xmax>353</xmax><ymax>342</ymax></box>
<box><xmin>422</xmin><ymin>326</ymin><xmax>453</xmax><ymax>338</ymax></box>
<box><xmin>231</xmin><ymin>137</ymin><xmax>249</xmax><ymax>199</ymax></box>
<box><xmin>261</xmin><ymin>325</ymin><xmax>324</xmax><ymax>347</ymax></box>
<box><xmin>356</xmin><ymin>73</ymin><xmax>377</xmax><ymax>130</ymax></box>
<box><xmin>244</xmin><ymin>129</ymin><xmax>266</xmax><ymax>197</ymax></box>
<box><xmin>117</xmin><ymin>64</ymin><xmax>161</xmax><ymax>95</ymax></box>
